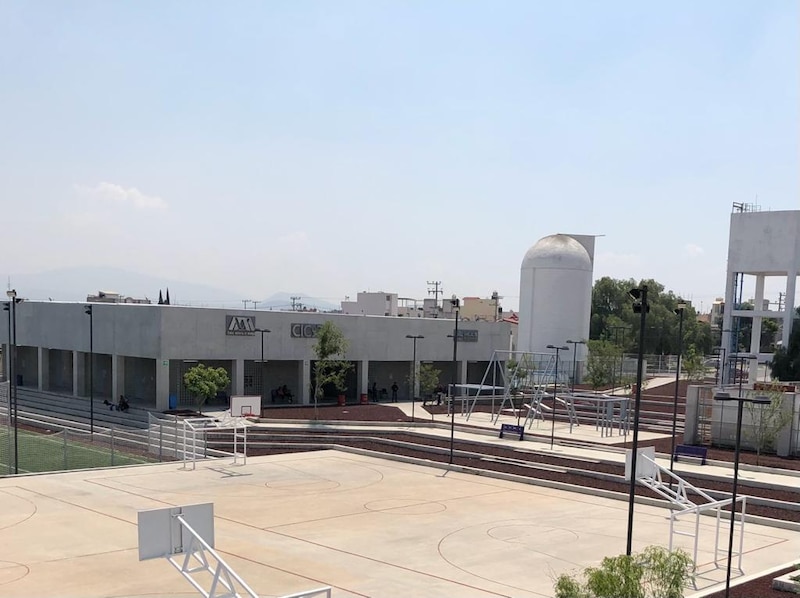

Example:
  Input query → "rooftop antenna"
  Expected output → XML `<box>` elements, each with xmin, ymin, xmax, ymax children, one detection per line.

<box><xmin>291</xmin><ymin>296</ymin><xmax>302</xmax><ymax>311</ymax></box>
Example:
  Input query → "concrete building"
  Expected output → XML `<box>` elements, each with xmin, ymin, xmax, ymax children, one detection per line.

<box><xmin>721</xmin><ymin>205</ymin><xmax>800</xmax><ymax>382</ymax></box>
<box><xmin>341</xmin><ymin>292</ymin><xmax>399</xmax><ymax>316</ymax></box>
<box><xmin>1</xmin><ymin>302</ymin><xmax>514</xmax><ymax>411</ymax></box>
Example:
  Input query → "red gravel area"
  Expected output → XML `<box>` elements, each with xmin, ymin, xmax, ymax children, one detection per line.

<box><xmin>261</xmin><ymin>403</ymin><xmax>413</xmax><ymax>422</ymax></box>
<box><xmin>703</xmin><ymin>566</ymin><xmax>796</xmax><ymax>598</ymax></box>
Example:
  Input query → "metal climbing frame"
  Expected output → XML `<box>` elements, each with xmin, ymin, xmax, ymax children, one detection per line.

<box><xmin>465</xmin><ymin>350</ymin><xmax>577</xmax><ymax>431</ymax></box>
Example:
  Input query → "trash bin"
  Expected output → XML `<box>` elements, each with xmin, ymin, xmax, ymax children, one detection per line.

<box><xmin>15</xmin><ymin>374</ymin><xmax>22</xmax><ymax>386</ymax></box>
<box><xmin>168</xmin><ymin>394</ymin><xmax>178</xmax><ymax>409</ymax></box>
<box><xmin>360</xmin><ymin>393</ymin><xmax>369</xmax><ymax>405</ymax></box>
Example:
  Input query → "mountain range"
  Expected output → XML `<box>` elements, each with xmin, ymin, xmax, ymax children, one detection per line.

<box><xmin>2</xmin><ymin>266</ymin><xmax>340</xmax><ymax>311</ymax></box>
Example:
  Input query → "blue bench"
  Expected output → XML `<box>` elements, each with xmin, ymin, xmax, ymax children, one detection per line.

<box><xmin>673</xmin><ymin>444</ymin><xmax>708</xmax><ymax>465</ymax></box>
<box><xmin>499</xmin><ymin>423</ymin><xmax>524</xmax><ymax>441</ymax></box>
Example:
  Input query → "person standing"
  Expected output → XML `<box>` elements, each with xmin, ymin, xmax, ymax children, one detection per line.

<box><xmin>391</xmin><ymin>382</ymin><xmax>399</xmax><ymax>402</ymax></box>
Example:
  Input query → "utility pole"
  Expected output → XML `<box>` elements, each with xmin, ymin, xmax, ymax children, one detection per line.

<box><xmin>427</xmin><ymin>281</ymin><xmax>442</xmax><ymax>318</ymax></box>
<box><xmin>290</xmin><ymin>296</ymin><xmax>302</xmax><ymax>311</ymax></box>
<box><xmin>251</xmin><ymin>300</ymin><xmax>260</xmax><ymax>310</ymax></box>
<box><xmin>491</xmin><ymin>290</ymin><xmax>502</xmax><ymax>321</ymax></box>
<box><xmin>242</xmin><ymin>299</ymin><xmax>250</xmax><ymax>310</ymax></box>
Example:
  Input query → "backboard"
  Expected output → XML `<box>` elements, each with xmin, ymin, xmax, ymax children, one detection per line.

<box><xmin>137</xmin><ymin>502</ymin><xmax>215</xmax><ymax>561</ymax></box>
<box><xmin>230</xmin><ymin>395</ymin><xmax>261</xmax><ymax>417</ymax></box>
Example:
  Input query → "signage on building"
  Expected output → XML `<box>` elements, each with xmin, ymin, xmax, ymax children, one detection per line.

<box><xmin>226</xmin><ymin>315</ymin><xmax>257</xmax><ymax>336</ymax></box>
<box><xmin>453</xmin><ymin>329</ymin><xmax>479</xmax><ymax>342</ymax></box>
<box><xmin>291</xmin><ymin>323</ymin><xmax>323</xmax><ymax>338</ymax></box>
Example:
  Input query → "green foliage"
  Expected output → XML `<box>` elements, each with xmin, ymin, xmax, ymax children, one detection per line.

<box><xmin>506</xmin><ymin>357</ymin><xmax>531</xmax><ymax>393</ymax></box>
<box><xmin>416</xmin><ymin>362</ymin><xmax>441</xmax><ymax>396</ymax></box>
<box><xmin>554</xmin><ymin>546</ymin><xmax>693</xmax><ymax>598</ymax></box>
<box><xmin>590</xmin><ymin>277</ymin><xmax>711</xmax><ymax>356</ymax></box>
<box><xmin>770</xmin><ymin>317</ymin><xmax>800</xmax><ymax>381</ymax></box>
<box><xmin>681</xmin><ymin>346</ymin><xmax>706</xmax><ymax>382</ymax></box>
<box><xmin>183</xmin><ymin>363</ymin><xmax>230</xmax><ymax>413</ymax></box>
<box><xmin>744</xmin><ymin>385</ymin><xmax>792</xmax><ymax>462</ymax></box>
<box><xmin>585</xmin><ymin>340</ymin><xmax>620</xmax><ymax>390</ymax></box>
<box><xmin>312</xmin><ymin>321</ymin><xmax>353</xmax><ymax>400</ymax></box>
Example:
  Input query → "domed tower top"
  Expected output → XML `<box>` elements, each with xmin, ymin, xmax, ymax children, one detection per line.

<box><xmin>521</xmin><ymin>234</ymin><xmax>592</xmax><ymax>272</ymax></box>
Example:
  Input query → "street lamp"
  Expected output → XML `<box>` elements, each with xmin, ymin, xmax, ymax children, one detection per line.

<box><xmin>85</xmin><ymin>305</ymin><xmax>94</xmax><ymax>435</ymax></box>
<box><xmin>254</xmin><ymin>328</ymin><xmax>270</xmax><ymax>404</ymax></box>
<box><xmin>405</xmin><ymin>335</ymin><xmax>424</xmax><ymax>422</ymax></box>
<box><xmin>566</xmin><ymin>339</ymin><xmax>585</xmax><ymax>393</ymax></box>
<box><xmin>546</xmin><ymin>344</ymin><xmax>569</xmax><ymax>450</ymax></box>
<box><xmin>713</xmin><ymin>391</ymin><xmax>770</xmax><ymax>598</ymax></box>
<box><xmin>669</xmin><ymin>303</ymin><xmax>686</xmax><ymax>479</ymax></box>
<box><xmin>449</xmin><ymin>297</ymin><xmax>460</xmax><ymax>465</ymax></box>
<box><xmin>626</xmin><ymin>284</ymin><xmax>649</xmax><ymax>556</ymax></box>
<box><xmin>5</xmin><ymin>290</ymin><xmax>20</xmax><ymax>474</ymax></box>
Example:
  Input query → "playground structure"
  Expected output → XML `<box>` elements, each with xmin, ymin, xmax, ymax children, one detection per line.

<box><xmin>180</xmin><ymin>397</ymin><xmax>259</xmax><ymax>470</ymax></box>
<box><xmin>458</xmin><ymin>350</ymin><xmax>631</xmax><ymax>438</ymax></box>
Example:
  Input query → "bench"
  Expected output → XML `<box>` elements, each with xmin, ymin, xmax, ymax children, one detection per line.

<box><xmin>673</xmin><ymin>444</ymin><xmax>707</xmax><ymax>465</ymax></box>
<box><xmin>499</xmin><ymin>423</ymin><xmax>525</xmax><ymax>441</ymax></box>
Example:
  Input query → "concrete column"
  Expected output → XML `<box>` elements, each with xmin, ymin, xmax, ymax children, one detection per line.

<box><xmin>411</xmin><ymin>360</ymin><xmax>419</xmax><ymax>399</ymax></box>
<box><xmin>721</xmin><ymin>270</ymin><xmax>738</xmax><ymax>384</ymax></box>
<box><xmin>38</xmin><ymin>347</ymin><xmax>49</xmax><ymax>391</ymax></box>
<box><xmin>784</xmin><ymin>269</ymin><xmax>798</xmax><ymax>349</ymax></box>
<box><xmin>155</xmin><ymin>358</ymin><xmax>170</xmax><ymax>411</ymax></box>
<box><xmin>459</xmin><ymin>360</ymin><xmax>468</xmax><ymax>386</ymax></box>
<box><xmin>358</xmin><ymin>360</ymin><xmax>369</xmax><ymax>400</ymax></box>
<box><xmin>72</xmin><ymin>350</ymin><xmax>80</xmax><ymax>397</ymax></box>
<box><xmin>299</xmin><ymin>359</ymin><xmax>311</xmax><ymax>405</ymax></box>
<box><xmin>112</xmin><ymin>354</ymin><xmax>125</xmax><ymax>400</ymax></box>
<box><xmin>750</xmin><ymin>275</ymin><xmax>765</xmax><ymax>384</ymax></box>
<box><xmin>234</xmin><ymin>359</ymin><xmax>244</xmax><ymax>396</ymax></box>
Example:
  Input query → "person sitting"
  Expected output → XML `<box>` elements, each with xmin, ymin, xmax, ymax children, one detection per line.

<box><xmin>276</xmin><ymin>386</ymin><xmax>285</xmax><ymax>402</ymax></box>
<box><xmin>280</xmin><ymin>385</ymin><xmax>293</xmax><ymax>403</ymax></box>
<box><xmin>117</xmin><ymin>395</ymin><xmax>130</xmax><ymax>412</ymax></box>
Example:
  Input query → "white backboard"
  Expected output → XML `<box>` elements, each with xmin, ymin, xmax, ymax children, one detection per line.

<box><xmin>138</xmin><ymin>502</ymin><xmax>215</xmax><ymax>561</ymax></box>
<box><xmin>624</xmin><ymin>446</ymin><xmax>657</xmax><ymax>481</ymax></box>
<box><xmin>230</xmin><ymin>395</ymin><xmax>260</xmax><ymax>417</ymax></box>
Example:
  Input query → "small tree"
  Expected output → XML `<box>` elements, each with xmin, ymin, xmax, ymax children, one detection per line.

<box><xmin>183</xmin><ymin>363</ymin><xmax>230</xmax><ymax>414</ymax></box>
<box><xmin>586</xmin><ymin>340</ymin><xmax>620</xmax><ymax>391</ymax></box>
<box><xmin>554</xmin><ymin>546</ymin><xmax>693</xmax><ymax>598</ymax></box>
<box><xmin>681</xmin><ymin>346</ymin><xmax>706</xmax><ymax>382</ymax></box>
<box><xmin>409</xmin><ymin>362</ymin><xmax>441</xmax><ymax>399</ymax></box>
<box><xmin>744</xmin><ymin>384</ymin><xmax>792</xmax><ymax>464</ymax></box>
<box><xmin>312</xmin><ymin>321</ymin><xmax>353</xmax><ymax>412</ymax></box>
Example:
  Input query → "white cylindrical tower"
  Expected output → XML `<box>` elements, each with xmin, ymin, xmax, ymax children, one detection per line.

<box><xmin>518</xmin><ymin>234</ymin><xmax>594</xmax><ymax>363</ymax></box>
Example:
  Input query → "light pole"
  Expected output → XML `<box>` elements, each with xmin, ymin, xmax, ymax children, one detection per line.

<box><xmin>566</xmin><ymin>339</ymin><xmax>585</xmax><ymax>393</ymax></box>
<box><xmin>449</xmin><ymin>298</ymin><xmax>460</xmax><ymax>465</ymax></box>
<box><xmin>5</xmin><ymin>290</ymin><xmax>20</xmax><ymax>474</ymax></box>
<box><xmin>84</xmin><ymin>305</ymin><xmax>94</xmax><ymax>435</ymax></box>
<box><xmin>546</xmin><ymin>344</ymin><xmax>569</xmax><ymax>450</ymax></box>
<box><xmin>406</xmin><ymin>335</ymin><xmax>424</xmax><ymax>422</ymax></box>
<box><xmin>255</xmin><ymin>328</ymin><xmax>270</xmax><ymax>404</ymax></box>
<box><xmin>713</xmin><ymin>391</ymin><xmax>770</xmax><ymax>598</ymax></box>
<box><xmin>669</xmin><ymin>303</ymin><xmax>686</xmax><ymax>479</ymax></box>
<box><xmin>626</xmin><ymin>284</ymin><xmax>649</xmax><ymax>556</ymax></box>
<box><xmin>3</xmin><ymin>300</ymin><xmax>10</xmax><ymax>475</ymax></box>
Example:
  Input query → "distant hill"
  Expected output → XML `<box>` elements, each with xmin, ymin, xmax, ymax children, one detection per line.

<box><xmin>2</xmin><ymin>267</ymin><xmax>340</xmax><ymax>311</ymax></box>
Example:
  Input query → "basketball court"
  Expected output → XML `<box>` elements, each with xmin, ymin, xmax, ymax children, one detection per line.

<box><xmin>0</xmin><ymin>449</ymin><xmax>797</xmax><ymax>597</ymax></box>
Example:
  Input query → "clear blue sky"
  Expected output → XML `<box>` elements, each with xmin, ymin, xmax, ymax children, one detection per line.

<box><xmin>1</xmin><ymin>1</ymin><xmax>797</xmax><ymax>311</ymax></box>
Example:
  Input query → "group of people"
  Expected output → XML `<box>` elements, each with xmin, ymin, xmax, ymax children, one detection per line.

<box><xmin>370</xmin><ymin>382</ymin><xmax>400</xmax><ymax>402</ymax></box>
<box><xmin>103</xmin><ymin>395</ymin><xmax>130</xmax><ymax>412</ymax></box>
<box><xmin>271</xmin><ymin>385</ymin><xmax>294</xmax><ymax>403</ymax></box>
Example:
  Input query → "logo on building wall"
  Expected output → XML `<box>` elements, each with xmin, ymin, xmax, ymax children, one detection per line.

<box><xmin>226</xmin><ymin>315</ymin><xmax>257</xmax><ymax>336</ymax></box>
<box><xmin>453</xmin><ymin>329</ymin><xmax>479</xmax><ymax>342</ymax></box>
<box><xmin>291</xmin><ymin>323</ymin><xmax>323</xmax><ymax>338</ymax></box>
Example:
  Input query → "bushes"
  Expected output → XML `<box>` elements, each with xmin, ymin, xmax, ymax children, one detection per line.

<box><xmin>554</xmin><ymin>546</ymin><xmax>693</xmax><ymax>598</ymax></box>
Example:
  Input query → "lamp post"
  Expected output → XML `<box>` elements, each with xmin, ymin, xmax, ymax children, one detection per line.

<box><xmin>254</xmin><ymin>328</ymin><xmax>270</xmax><ymax>404</ymax></box>
<box><xmin>713</xmin><ymin>392</ymin><xmax>770</xmax><ymax>598</ymax></box>
<box><xmin>84</xmin><ymin>305</ymin><xmax>94</xmax><ymax>435</ymax></box>
<box><xmin>626</xmin><ymin>284</ymin><xmax>649</xmax><ymax>556</ymax></box>
<box><xmin>669</xmin><ymin>303</ymin><xmax>686</xmax><ymax>479</ymax></box>
<box><xmin>5</xmin><ymin>290</ymin><xmax>20</xmax><ymax>474</ymax></box>
<box><xmin>566</xmin><ymin>339</ymin><xmax>585</xmax><ymax>393</ymax></box>
<box><xmin>449</xmin><ymin>298</ymin><xmax>460</xmax><ymax>465</ymax></box>
<box><xmin>406</xmin><ymin>335</ymin><xmax>424</xmax><ymax>422</ymax></box>
<box><xmin>546</xmin><ymin>344</ymin><xmax>569</xmax><ymax>450</ymax></box>
<box><xmin>3</xmin><ymin>301</ymin><xmax>10</xmax><ymax>475</ymax></box>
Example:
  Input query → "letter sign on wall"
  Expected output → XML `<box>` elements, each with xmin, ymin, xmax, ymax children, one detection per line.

<box><xmin>226</xmin><ymin>315</ymin><xmax>257</xmax><ymax>336</ymax></box>
<box><xmin>290</xmin><ymin>323</ymin><xmax>323</xmax><ymax>338</ymax></box>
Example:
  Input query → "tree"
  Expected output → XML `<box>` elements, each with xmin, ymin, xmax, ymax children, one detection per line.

<box><xmin>312</xmin><ymin>321</ymin><xmax>353</xmax><ymax>411</ymax></box>
<box><xmin>585</xmin><ymin>340</ymin><xmax>620</xmax><ymax>391</ymax></box>
<box><xmin>554</xmin><ymin>546</ymin><xmax>693</xmax><ymax>598</ymax></box>
<box><xmin>770</xmin><ymin>314</ymin><xmax>800</xmax><ymax>381</ymax></box>
<box><xmin>681</xmin><ymin>346</ymin><xmax>706</xmax><ymax>382</ymax></box>
<box><xmin>183</xmin><ymin>363</ymin><xmax>230</xmax><ymax>414</ymax></box>
<box><xmin>745</xmin><ymin>384</ymin><xmax>793</xmax><ymax>464</ymax></box>
<box><xmin>412</xmin><ymin>363</ymin><xmax>441</xmax><ymax>399</ymax></box>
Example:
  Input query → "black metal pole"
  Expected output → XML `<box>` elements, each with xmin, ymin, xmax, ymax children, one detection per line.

<box><xmin>626</xmin><ymin>285</ymin><xmax>648</xmax><ymax>556</ymax></box>
<box><xmin>568</xmin><ymin>342</ymin><xmax>578</xmax><ymax>394</ymax></box>
<box><xmin>261</xmin><ymin>330</ymin><xmax>265</xmax><ymax>403</ymax></box>
<box><xmin>411</xmin><ymin>338</ymin><xmax>416</xmax><ymax>422</ymax></box>
<box><xmin>10</xmin><ymin>298</ymin><xmax>18</xmax><ymax>474</ymax></box>
<box><xmin>449</xmin><ymin>303</ymin><xmax>459</xmax><ymax>465</ymax></box>
<box><xmin>3</xmin><ymin>302</ymin><xmax>10</xmax><ymax>476</ymax></box>
<box><xmin>725</xmin><ymin>400</ymin><xmax>744</xmax><ymax>598</ymax></box>
<box><xmin>550</xmin><ymin>348</ymin><xmax>560</xmax><ymax>450</ymax></box>
<box><xmin>87</xmin><ymin>306</ymin><xmax>94</xmax><ymax>435</ymax></box>
<box><xmin>669</xmin><ymin>306</ymin><xmax>685</xmax><ymax>479</ymax></box>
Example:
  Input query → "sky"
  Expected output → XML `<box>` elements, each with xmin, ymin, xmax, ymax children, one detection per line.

<box><xmin>0</xmin><ymin>1</ymin><xmax>797</xmax><ymax>312</ymax></box>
